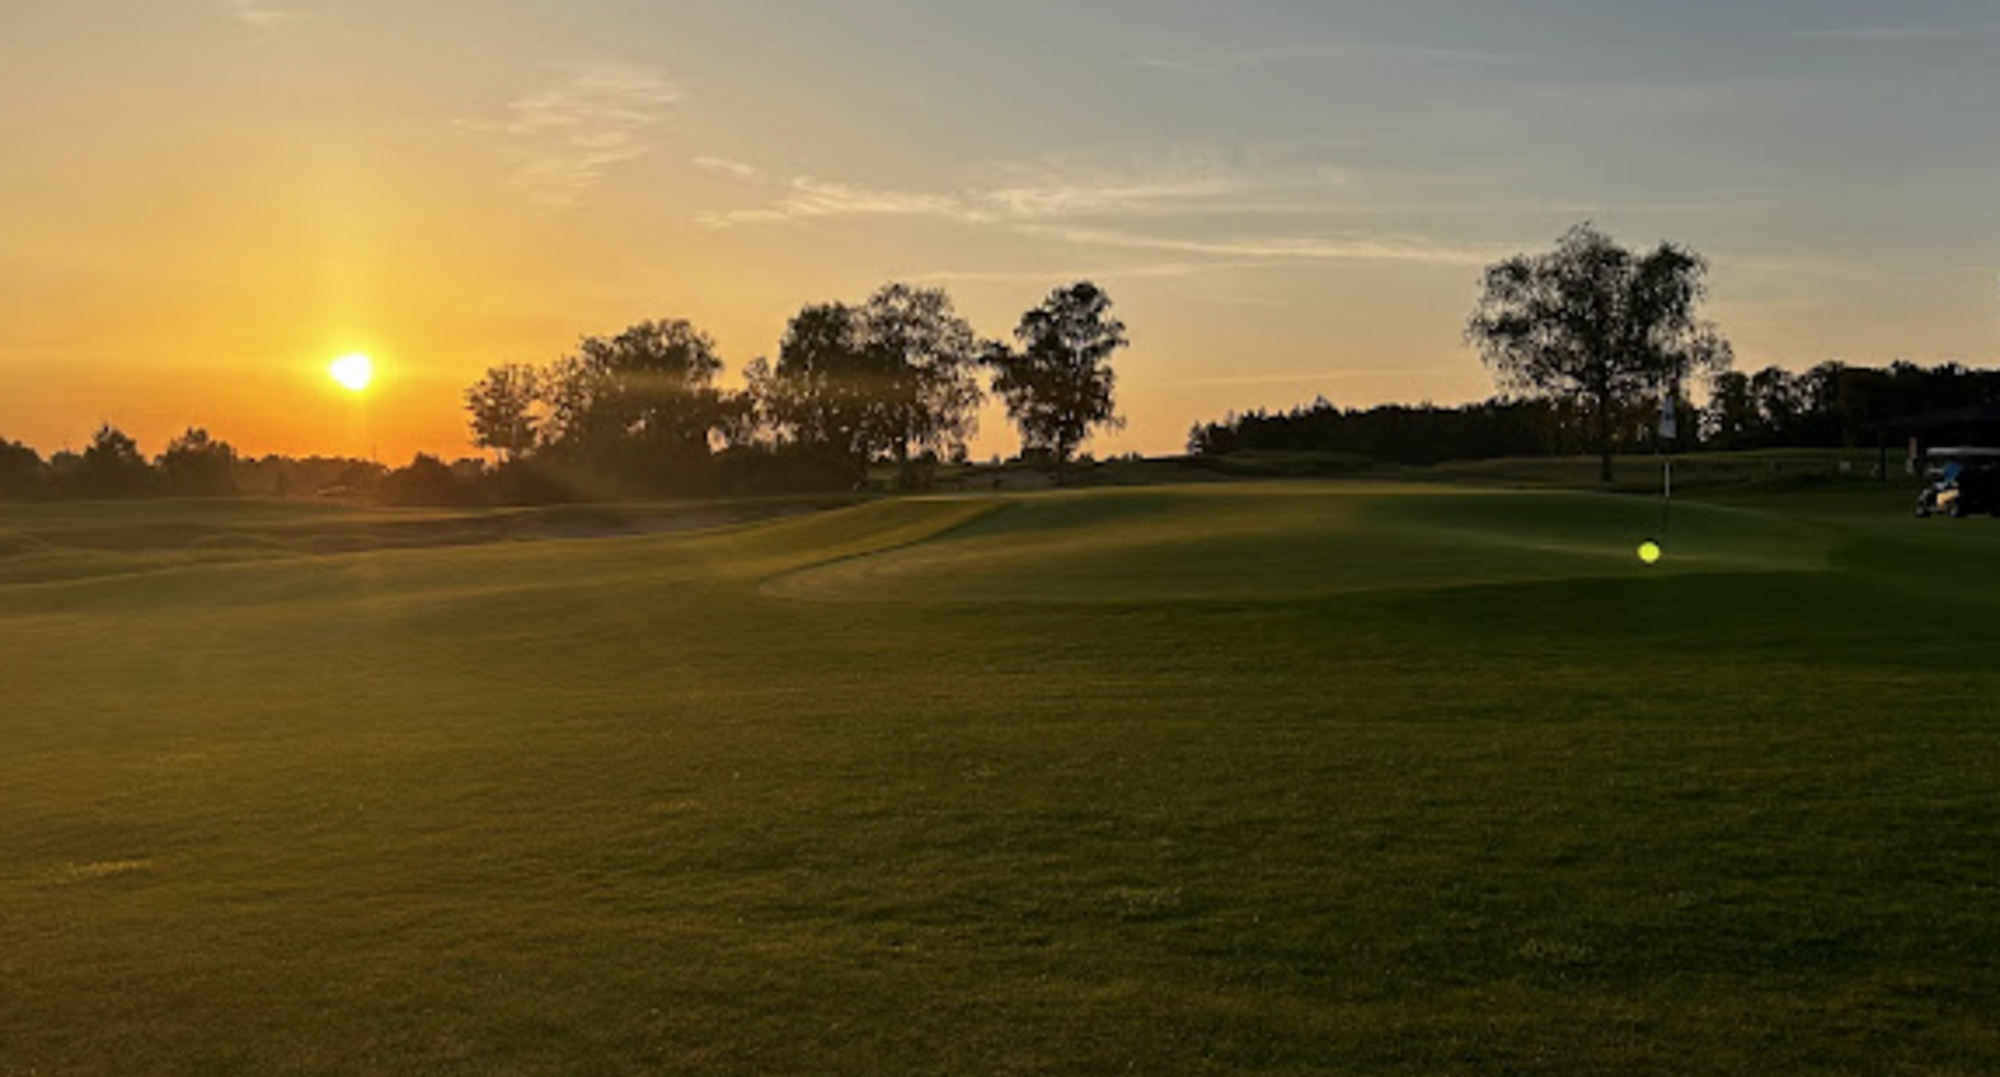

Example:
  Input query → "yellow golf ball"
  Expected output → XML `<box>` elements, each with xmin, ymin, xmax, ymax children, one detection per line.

<box><xmin>1638</xmin><ymin>541</ymin><xmax>1663</xmax><ymax>565</ymax></box>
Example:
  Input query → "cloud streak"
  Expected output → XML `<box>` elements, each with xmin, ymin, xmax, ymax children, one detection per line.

<box><xmin>692</xmin><ymin>156</ymin><xmax>760</xmax><ymax>180</ymax></box>
<box><xmin>1132</xmin><ymin>44</ymin><xmax>1532</xmax><ymax>75</ymax></box>
<box><xmin>700</xmin><ymin>160</ymin><xmax>1351</xmax><ymax>229</ymax></box>
<box><xmin>698</xmin><ymin>177</ymin><xmax>980</xmax><ymax>227</ymax></box>
<box><xmin>982</xmin><ymin>170</ymin><xmax>1346</xmax><ymax>219</ymax></box>
<box><xmin>698</xmin><ymin>162</ymin><xmax>1490</xmax><ymax>272</ymax></box>
<box><xmin>478</xmin><ymin>64</ymin><xmax>685</xmax><ymax>206</ymax></box>
<box><xmin>912</xmin><ymin>261</ymin><xmax>1251</xmax><ymax>285</ymax></box>
<box><xmin>226</xmin><ymin>0</ymin><xmax>289</xmax><ymax>30</ymax></box>
<box><xmin>1025</xmin><ymin>225</ymin><xmax>1505</xmax><ymax>268</ymax></box>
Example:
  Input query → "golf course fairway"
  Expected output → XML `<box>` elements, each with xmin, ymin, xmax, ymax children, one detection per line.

<box><xmin>3</xmin><ymin>481</ymin><xmax>1996</xmax><ymax>1075</ymax></box>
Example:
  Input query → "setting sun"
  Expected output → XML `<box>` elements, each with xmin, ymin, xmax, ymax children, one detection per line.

<box><xmin>329</xmin><ymin>353</ymin><xmax>375</xmax><ymax>394</ymax></box>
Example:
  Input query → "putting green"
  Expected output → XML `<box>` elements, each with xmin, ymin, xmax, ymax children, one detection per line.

<box><xmin>765</xmin><ymin>483</ymin><xmax>1831</xmax><ymax>602</ymax></box>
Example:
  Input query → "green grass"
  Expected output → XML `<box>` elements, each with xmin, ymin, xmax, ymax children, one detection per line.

<box><xmin>1422</xmin><ymin>448</ymin><xmax>1895</xmax><ymax>491</ymax></box>
<box><xmin>767</xmin><ymin>485</ymin><xmax>1828</xmax><ymax>602</ymax></box>
<box><xmin>4</xmin><ymin>479</ymin><xmax>1999</xmax><ymax>1075</ymax></box>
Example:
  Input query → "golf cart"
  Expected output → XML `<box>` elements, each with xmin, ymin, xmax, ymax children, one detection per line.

<box><xmin>1915</xmin><ymin>447</ymin><xmax>2000</xmax><ymax>518</ymax></box>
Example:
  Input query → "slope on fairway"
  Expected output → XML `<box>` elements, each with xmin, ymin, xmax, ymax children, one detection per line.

<box><xmin>7</xmin><ymin>483</ymin><xmax>1999</xmax><ymax>1077</ymax></box>
<box><xmin>766</xmin><ymin>483</ymin><xmax>1831</xmax><ymax>602</ymax></box>
<box><xmin>0</xmin><ymin>495</ymin><xmax>873</xmax><ymax>589</ymax></box>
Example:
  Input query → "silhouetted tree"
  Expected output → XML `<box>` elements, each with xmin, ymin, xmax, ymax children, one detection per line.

<box><xmin>231</xmin><ymin>454</ymin><xmax>384</xmax><ymax>498</ymax></box>
<box><xmin>747</xmin><ymin>286</ymin><xmax>983</xmax><ymax>489</ymax></box>
<box><xmin>46</xmin><ymin>450</ymin><xmax>83</xmax><ymax>493</ymax></box>
<box><xmin>541</xmin><ymin>319</ymin><xmax>726</xmax><ymax>494</ymax></box>
<box><xmin>1749</xmin><ymin>366</ymin><xmax>1804</xmax><ymax>445</ymax></box>
<box><xmin>1703</xmin><ymin>371</ymin><xmax>1759</xmax><ymax>449</ymax></box>
<box><xmin>711</xmin><ymin>387</ymin><xmax>762</xmax><ymax>452</ymax></box>
<box><xmin>1187</xmin><ymin>396</ymin><xmax>1551</xmax><ymax>464</ymax></box>
<box><xmin>465</xmin><ymin>362</ymin><xmax>542</xmax><ymax>463</ymax></box>
<box><xmin>1466</xmin><ymin>222</ymin><xmax>1732</xmax><ymax>482</ymax></box>
<box><xmin>72</xmin><ymin>424</ymin><xmax>155</xmax><ymax>498</ymax></box>
<box><xmin>378</xmin><ymin>453</ymin><xmax>465</xmax><ymax>506</ymax></box>
<box><xmin>0</xmin><ymin>437</ymin><xmax>46</xmax><ymax>499</ymax></box>
<box><xmin>158</xmin><ymin>427</ymin><xmax>238</xmax><ymax>496</ymax></box>
<box><xmin>988</xmin><ymin>281</ymin><xmax>1129</xmax><ymax>482</ymax></box>
<box><xmin>752</xmin><ymin>302</ymin><xmax>899</xmax><ymax>484</ymax></box>
<box><xmin>860</xmin><ymin>283</ymin><xmax>983</xmax><ymax>488</ymax></box>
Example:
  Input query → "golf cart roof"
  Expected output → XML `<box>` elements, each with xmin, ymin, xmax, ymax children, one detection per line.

<box><xmin>1925</xmin><ymin>446</ymin><xmax>2000</xmax><ymax>459</ymax></box>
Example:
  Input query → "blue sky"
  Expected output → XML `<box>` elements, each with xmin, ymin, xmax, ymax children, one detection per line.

<box><xmin>3</xmin><ymin>1</ymin><xmax>1997</xmax><ymax>457</ymax></box>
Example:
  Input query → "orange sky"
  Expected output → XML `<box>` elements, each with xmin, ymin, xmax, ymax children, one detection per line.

<box><xmin>5</xmin><ymin>3</ymin><xmax>1997</xmax><ymax>464</ymax></box>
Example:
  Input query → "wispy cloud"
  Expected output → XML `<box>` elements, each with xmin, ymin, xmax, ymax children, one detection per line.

<box><xmin>700</xmin><ymin>159</ymin><xmax>1350</xmax><ymax>229</ymax></box>
<box><xmin>226</xmin><ymin>0</ymin><xmax>290</xmax><ymax>30</ymax></box>
<box><xmin>1132</xmin><ymin>44</ymin><xmax>1531</xmax><ymax>75</ymax></box>
<box><xmin>474</xmin><ymin>64</ymin><xmax>685</xmax><ymax>206</ymax></box>
<box><xmin>982</xmin><ymin>162</ymin><xmax>1349</xmax><ymax>219</ymax></box>
<box><xmin>986</xmin><ymin>177</ymin><xmax>1246</xmax><ymax>218</ymax></box>
<box><xmin>698</xmin><ymin>160</ymin><xmax>1487</xmax><ymax>273</ymax></box>
<box><xmin>698</xmin><ymin>177</ymin><xmax>984</xmax><ymax>227</ymax></box>
<box><xmin>912</xmin><ymin>261</ymin><xmax>1247</xmax><ymax>285</ymax></box>
<box><xmin>1026</xmin><ymin>225</ymin><xmax>1505</xmax><ymax>268</ymax></box>
<box><xmin>692</xmin><ymin>156</ymin><xmax>760</xmax><ymax>180</ymax></box>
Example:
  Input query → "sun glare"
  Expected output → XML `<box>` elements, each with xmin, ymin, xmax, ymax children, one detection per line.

<box><xmin>329</xmin><ymin>353</ymin><xmax>374</xmax><ymax>393</ymax></box>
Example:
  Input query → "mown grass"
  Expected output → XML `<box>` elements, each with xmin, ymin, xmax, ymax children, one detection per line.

<box><xmin>3</xmin><ymin>478</ymin><xmax>1998</xmax><ymax>1075</ymax></box>
<box><xmin>1423</xmin><ymin>448</ymin><xmax>1894</xmax><ymax>492</ymax></box>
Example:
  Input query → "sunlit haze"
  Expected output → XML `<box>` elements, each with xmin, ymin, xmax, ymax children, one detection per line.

<box><xmin>5</xmin><ymin>1</ymin><xmax>1997</xmax><ymax>462</ymax></box>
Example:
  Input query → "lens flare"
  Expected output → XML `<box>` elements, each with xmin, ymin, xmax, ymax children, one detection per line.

<box><xmin>1638</xmin><ymin>540</ymin><xmax>1663</xmax><ymax>565</ymax></box>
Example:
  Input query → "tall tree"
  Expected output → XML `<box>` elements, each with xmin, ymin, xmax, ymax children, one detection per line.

<box><xmin>988</xmin><ymin>281</ymin><xmax>1129</xmax><ymax>481</ymax></box>
<box><xmin>1703</xmin><ymin>371</ymin><xmax>1759</xmax><ymax>450</ymax></box>
<box><xmin>1466</xmin><ymin>222</ymin><xmax>1731</xmax><ymax>482</ymax></box>
<box><xmin>859</xmin><ymin>283</ymin><xmax>983</xmax><ymax>487</ymax></box>
<box><xmin>0</xmin><ymin>437</ymin><xmax>46</xmax><ymax>499</ymax></box>
<box><xmin>73</xmin><ymin>424</ymin><xmax>155</xmax><ymax>498</ymax></box>
<box><xmin>158</xmin><ymin>427</ymin><xmax>238</xmax><ymax>496</ymax></box>
<box><xmin>755</xmin><ymin>302</ymin><xmax>902</xmax><ymax>482</ymax></box>
<box><xmin>464</xmin><ymin>362</ymin><xmax>542</xmax><ymax>463</ymax></box>
<box><xmin>1750</xmin><ymin>366</ymin><xmax>1803</xmax><ymax>445</ymax></box>
<box><xmin>541</xmin><ymin>319</ymin><xmax>726</xmax><ymax>491</ymax></box>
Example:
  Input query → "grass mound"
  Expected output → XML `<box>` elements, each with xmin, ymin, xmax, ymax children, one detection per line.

<box><xmin>767</xmin><ymin>483</ymin><xmax>1830</xmax><ymax>602</ymax></box>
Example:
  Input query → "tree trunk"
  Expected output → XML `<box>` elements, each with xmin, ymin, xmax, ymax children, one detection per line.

<box><xmin>1594</xmin><ymin>391</ymin><xmax>1615</xmax><ymax>484</ymax></box>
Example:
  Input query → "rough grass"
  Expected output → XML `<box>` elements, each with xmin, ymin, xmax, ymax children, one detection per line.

<box><xmin>3</xmin><ymin>480</ymin><xmax>1998</xmax><ymax>1076</ymax></box>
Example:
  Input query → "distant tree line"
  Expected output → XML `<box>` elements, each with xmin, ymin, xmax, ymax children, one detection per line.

<box><xmin>1193</xmin><ymin>222</ymin><xmax>1735</xmax><ymax>473</ymax></box>
<box><xmin>17</xmin><ymin>225</ymin><xmax>1999</xmax><ymax>501</ymax></box>
<box><xmin>463</xmin><ymin>280</ymin><xmax>1128</xmax><ymax>501</ymax></box>
<box><xmin>1188</xmin><ymin>360</ymin><xmax>2000</xmax><ymax>463</ymax></box>
<box><xmin>1702</xmin><ymin>360</ymin><xmax>2000</xmax><ymax>450</ymax></box>
<box><xmin>1192</xmin><ymin>223</ymin><xmax>1997</xmax><ymax>472</ymax></box>
<box><xmin>1189</xmin><ymin>398</ymin><xmax>1554</xmax><ymax>464</ymax></box>
<box><xmin>0</xmin><ymin>280</ymin><xmax>1130</xmax><ymax>505</ymax></box>
<box><xmin>0</xmin><ymin>423</ymin><xmax>474</xmax><ymax>504</ymax></box>
<box><xmin>0</xmin><ymin>425</ymin><xmax>247</xmax><ymax>500</ymax></box>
